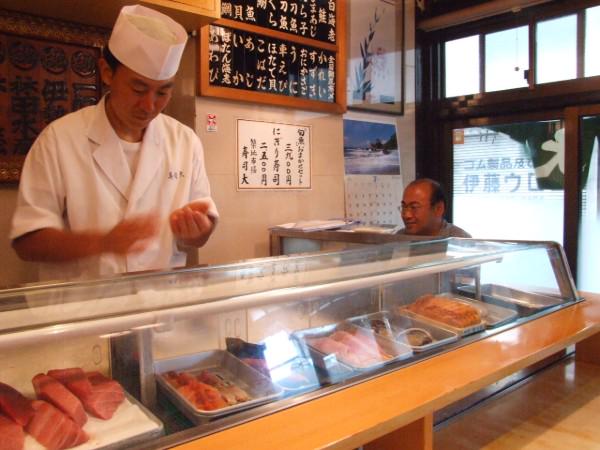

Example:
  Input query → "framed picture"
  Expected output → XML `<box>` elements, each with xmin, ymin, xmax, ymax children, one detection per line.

<box><xmin>343</xmin><ymin>118</ymin><xmax>400</xmax><ymax>175</ymax></box>
<box><xmin>0</xmin><ymin>10</ymin><xmax>108</xmax><ymax>183</ymax></box>
<box><xmin>346</xmin><ymin>0</ymin><xmax>404</xmax><ymax>115</ymax></box>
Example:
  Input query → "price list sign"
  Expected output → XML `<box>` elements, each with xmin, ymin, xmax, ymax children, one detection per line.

<box><xmin>237</xmin><ymin>118</ymin><xmax>311</xmax><ymax>190</ymax></box>
<box><xmin>208</xmin><ymin>25</ymin><xmax>335</xmax><ymax>103</ymax></box>
<box><xmin>221</xmin><ymin>0</ymin><xmax>337</xmax><ymax>43</ymax></box>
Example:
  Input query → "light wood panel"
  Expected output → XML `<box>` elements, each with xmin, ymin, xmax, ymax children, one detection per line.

<box><xmin>434</xmin><ymin>358</ymin><xmax>600</xmax><ymax>450</ymax></box>
<box><xmin>173</xmin><ymin>292</ymin><xmax>600</xmax><ymax>450</ymax></box>
<box><xmin>0</xmin><ymin>0</ymin><xmax>218</xmax><ymax>31</ymax></box>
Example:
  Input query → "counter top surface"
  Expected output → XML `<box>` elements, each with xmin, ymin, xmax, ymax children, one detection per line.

<box><xmin>173</xmin><ymin>292</ymin><xmax>600</xmax><ymax>450</ymax></box>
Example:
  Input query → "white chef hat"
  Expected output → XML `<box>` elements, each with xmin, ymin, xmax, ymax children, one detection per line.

<box><xmin>108</xmin><ymin>4</ymin><xmax>187</xmax><ymax>80</ymax></box>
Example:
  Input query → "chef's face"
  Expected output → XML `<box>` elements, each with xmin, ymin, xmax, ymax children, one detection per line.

<box><xmin>100</xmin><ymin>59</ymin><xmax>175</xmax><ymax>141</ymax></box>
<box><xmin>400</xmin><ymin>183</ymin><xmax>445</xmax><ymax>235</ymax></box>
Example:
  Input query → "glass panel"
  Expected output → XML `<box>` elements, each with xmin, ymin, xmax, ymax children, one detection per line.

<box><xmin>585</xmin><ymin>6</ymin><xmax>600</xmax><ymax>77</ymax></box>
<box><xmin>485</xmin><ymin>26</ymin><xmax>529</xmax><ymax>92</ymax></box>
<box><xmin>536</xmin><ymin>14</ymin><xmax>577</xmax><ymax>84</ymax></box>
<box><xmin>0</xmin><ymin>238</ymin><xmax>579</xmax><ymax>447</ymax></box>
<box><xmin>445</xmin><ymin>35</ymin><xmax>479</xmax><ymax>97</ymax></box>
<box><xmin>578</xmin><ymin>115</ymin><xmax>600</xmax><ymax>292</ymax></box>
<box><xmin>452</xmin><ymin>120</ymin><xmax>565</xmax><ymax>243</ymax></box>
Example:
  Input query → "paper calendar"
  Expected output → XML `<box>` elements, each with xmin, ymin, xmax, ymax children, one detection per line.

<box><xmin>345</xmin><ymin>175</ymin><xmax>404</xmax><ymax>225</ymax></box>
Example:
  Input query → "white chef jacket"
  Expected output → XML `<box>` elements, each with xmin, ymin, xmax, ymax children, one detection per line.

<box><xmin>10</xmin><ymin>96</ymin><xmax>218</xmax><ymax>281</ymax></box>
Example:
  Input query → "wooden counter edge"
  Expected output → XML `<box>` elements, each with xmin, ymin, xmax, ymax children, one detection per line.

<box><xmin>173</xmin><ymin>292</ymin><xmax>600</xmax><ymax>450</ymax></box>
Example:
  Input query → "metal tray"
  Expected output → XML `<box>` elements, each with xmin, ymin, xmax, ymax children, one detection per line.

<box><xmin>23</xmin><ymin>392</ymin><xmax>164</xmax><ymax>450</ymax></box>
<box><xmin>154</xmin><ymin>350</ymin><xmax>283</xmax><ymax>424</ymax></box>
<box><xmin>452</xmin><ymin>295</ymin><xmax>518</xmax><ymax>328</ymax></box>
<box><xmin>269</xmin><ymin>357</ymin><xmax>320</xmax><ymax>393</ymax></box>
<box><xmin>292</xmin><ymin>322</ymin><xmax>413</xmax><ymax>371</ymax></box>
<box><xmin>457</xmin><ymin>284</ymin><xmax>563</xmax><ymax>311</ymax></box>
<box><xmin>430</xmin><ymin>292</ymin><xmax>518</xmax><ymax>329</ymax></box>
<box><xmin>96</xmin><ymin>393</ymin><xmax>164</xmax><ymax>450</ymax></box>
<box><xmin>347</xmin><ymin>311</ymin><xmax>458</xmax><ymax>352</ymax></box>
<box><xmin>398</xmin><ymin>295</ymin><xmax>486</xmax><ymax>337</ymax></box>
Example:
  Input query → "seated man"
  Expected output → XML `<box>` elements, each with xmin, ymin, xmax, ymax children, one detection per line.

<box><xmin>398</xmin><ymin>178</ymin><xmax>471</xmax><ymax>238</ymax></box>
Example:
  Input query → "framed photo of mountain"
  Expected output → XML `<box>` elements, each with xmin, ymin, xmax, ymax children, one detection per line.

<box><xmin>346</xmin><ymin>0</ymin><xmax>404</xmax><ymax>115</ymax></box>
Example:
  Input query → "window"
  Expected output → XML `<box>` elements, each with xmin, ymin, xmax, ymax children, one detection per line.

<box><xmin>536</xmin><ymin>15</ymin><xmax>577</xmax><ymax>84</ymax></box>
<box><xmin>578</xmin><ymin>115</ymin><xmax>600</xmax><ymax>292</ymax></box>
<box><xmin>452</xmin><ymin>121</ymin><xmax>564</xmax><ymax>242</ymax></box>
<box><xmin>444</xmin><ymin>36</ymin><xmax>479</xmax><ymax>97</ymax></box>
<box><xmin>585</xmin><ymin>6</ymin><xmax>600</xmax><ymax>77</ymax></box>
<box><xmin>443</xmin><ymin>6</ymin><xmax>600</xmax><ymax>99</ymax></box>
<box><xmin>485</xmin><ymin>26</ymin><xmax>529</xmax><ymax>92</ymax></box>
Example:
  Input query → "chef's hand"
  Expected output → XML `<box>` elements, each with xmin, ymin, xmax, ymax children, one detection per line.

<box><xmin>101</xmin><ymin>213</ymin><xmax>159</xmax><ymax>255</ymax></box>
<box><xmin>169</xmin><ymin>200</ymin><xmax>216</xmax><ymax>248</ymax></box>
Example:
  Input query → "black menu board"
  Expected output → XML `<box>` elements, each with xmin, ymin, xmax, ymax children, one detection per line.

<box><xmin>199</xmin><ymin>1</ymin><xmax>345</xmax><ymax>113</ymax></box>
<box><xmin>220</xmin><ymin>0</ymin><xmax>337</xmax><ymax>44</ymax></box>
<box><xmin>208</xmin><ymin>24</ymin><xmax>335</xmax><ymax>102</ymax></box>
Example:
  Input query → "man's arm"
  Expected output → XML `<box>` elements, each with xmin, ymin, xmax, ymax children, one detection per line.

<box><xmin>12</xmin><ymin>214</ymin><xmax>159</xmax><ymax>263</ymax></box>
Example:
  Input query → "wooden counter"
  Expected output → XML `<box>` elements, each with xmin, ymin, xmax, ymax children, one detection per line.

<box><xmin>174</xmin><ymin>292</ymin><xmax>600</xmax><ymax>450</ymax></box>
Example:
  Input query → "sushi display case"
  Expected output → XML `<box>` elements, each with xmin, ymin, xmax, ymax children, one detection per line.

<box><xmin>0</xmin><ymin>238</ymin><xmax>581</xmax><ymax>449</ymax></box>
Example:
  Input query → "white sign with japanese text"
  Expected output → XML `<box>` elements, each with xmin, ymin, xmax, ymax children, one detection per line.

<box><xmin>237</xmin><ymin>119</ymin><xmax>311</xmax><ymax>190</ymax></box>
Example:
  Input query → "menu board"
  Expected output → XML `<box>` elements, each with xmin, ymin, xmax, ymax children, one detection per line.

<box><xmin>220</xmin><ymin>0</ymin><xmax>337</xmax><ymax>43</ymax></box>
<box><xmin>208</xmin><ymin>25</ymin><xmax>335</xmax><ymax>102</ymax></box>
<box><xmin>199</xmin><ymin>1</ymin><xmax>346</xmax><ymax>113</ymax></box>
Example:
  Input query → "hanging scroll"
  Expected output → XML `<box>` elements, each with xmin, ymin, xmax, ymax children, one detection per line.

<box><xmin>199</xmin><ymin>1</ymin><xmax>346</xmax><ymax>113</ymax></box>
<box><xmin>0</xmin><ymin>10</ymin><xmax>107</xmax><ymax>183</ymax></box>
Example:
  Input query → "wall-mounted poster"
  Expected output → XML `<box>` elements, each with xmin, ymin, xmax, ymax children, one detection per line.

<box><xmin>237</xmin><ymin>119</ymin><xmax>311</xmax><ymax>190</ymax></box>
<box><xmin>347</xmin><ymin>0</ymin><xmax>404</xmax><ymax>115</ymax></box>
<box><xmin>343</xmin><ymin>118</ymin><xmax>400</xmax><ymax>175</ymax></box>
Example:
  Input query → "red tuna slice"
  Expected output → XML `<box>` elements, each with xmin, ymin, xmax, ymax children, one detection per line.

<box><xmin>0</xmin><ymin>382</ymin><xmax>34</xmax><ymax>426</ymax></box>
<box><xmin>0</xmin><ymin>413</ymin><xmax>25</xmax><ymax>450</ymax></box>
<box><xmin>27</xmin><ymin>400</ymin><xmax>88</xmax><ymax>450</ymax></box>
<box><xmin>32</xmin><ymin>374</ymin><xmax>87</xmax><ymax>427</ymax></box>
<box><xmin>80</xmin><ymin>371</ymin><xmax>125</xmax><ymax>420</ymax></box>
<box><xmin>47</xmin><ymin>368</ymin><xmax>92</xmax><ymax>399</ymax></box>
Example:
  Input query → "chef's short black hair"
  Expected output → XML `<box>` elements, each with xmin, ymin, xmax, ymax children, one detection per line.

<box><xmin>102</xmin><ymin>45</ymin><xmax>121</xmax><ymax>72</ymax></box>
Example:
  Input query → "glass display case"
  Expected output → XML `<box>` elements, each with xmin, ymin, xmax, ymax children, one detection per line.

<box><xmin>0</xmin><ymin>238</ymin><xmax>580</xmax><ymax>449</ymax></box>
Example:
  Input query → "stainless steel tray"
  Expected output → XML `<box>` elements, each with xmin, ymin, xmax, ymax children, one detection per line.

<box><xmin>269</xmin><ymin>357</ymin><xmax>320</xmax><ymax>393</ymax></box>
<box><xmin>154</xmin><ymin>350</ymin><xmax>283</xmax><ymax>424</ymax></box>
<box><xmin>347</xmin><ymin>311</ymin><xmax>458</xmax><ymax>352</ymax></box>
<box><xmin>452</xmin><ymin>295</ymin><xmax>518</xmax><ymax>328</ymax></box>
<box><xmin>457</xmin><ymin>284</ymin><xmax>563</xmax><ymax>311</ymax></box>
<box><xmin>398</xmin><ymin>295</ymin><xmax>486</xmax><ymax>337</ymax></box>
<box><xmin>23</xmin><ymin>392</ymin><xmax>164</xmax><ymax>450</ymax></box>
<box><xmin>292</xmin><ymin>322</ymin><xmax>413</xmax><ymax>371</ymax></box>
<box><xmin>97</xmin><ymin>392</ymin><xmax>164</xmax><ymax>450</ymax></box>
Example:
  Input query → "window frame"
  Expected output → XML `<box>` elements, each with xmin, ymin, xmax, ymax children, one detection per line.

<box><xmin>435</xmin><ymin>0</ymin><xmax>600</xmax><ymax>100</ymax></box>
<box><xmin>416</xmin><ymin>0</ymin><xmax>600</xmax><ymax>279</ymax></box>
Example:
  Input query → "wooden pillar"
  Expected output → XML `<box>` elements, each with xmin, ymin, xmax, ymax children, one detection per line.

<box><xmin>364</xmin><ymin>414</ymin><xmax>433</xmax><ymax>450</ymax></box>
<box><xmin>576</xmin><ymin>332</ymin><xmax>600</xmax><ymax>365</ymax></box>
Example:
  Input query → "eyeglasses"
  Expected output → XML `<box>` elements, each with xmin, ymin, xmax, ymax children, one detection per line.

<box><xmin>399</xmin><ymin>203</ymin><xmax>425</xmax><ymax>213</ymax></box>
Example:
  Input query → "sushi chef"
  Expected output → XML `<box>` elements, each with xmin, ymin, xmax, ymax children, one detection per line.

<box><xmin>9</xmin><ymin>4</ymin><xmax>218</xmax><ymax>281</ymax></box>
<box><xmin>398</xmin><ymin>178</ymin><xmax>471</xmax><ymax>238</ymax></box>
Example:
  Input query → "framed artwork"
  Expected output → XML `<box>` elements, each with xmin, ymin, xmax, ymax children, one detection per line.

<box><xmin>346</xmin><ymin>0</ymin><xmax>404</xmax><ymax>115</ymax></box>
<box><xmin>0</xmin><ymin>10</ymin><xmax>108</xmax><ymax>183</ymax></box>
<box><xmin>343</xmin><ymin>118</ymin><xmax>400</xmax><ymax>175</ymax></box>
